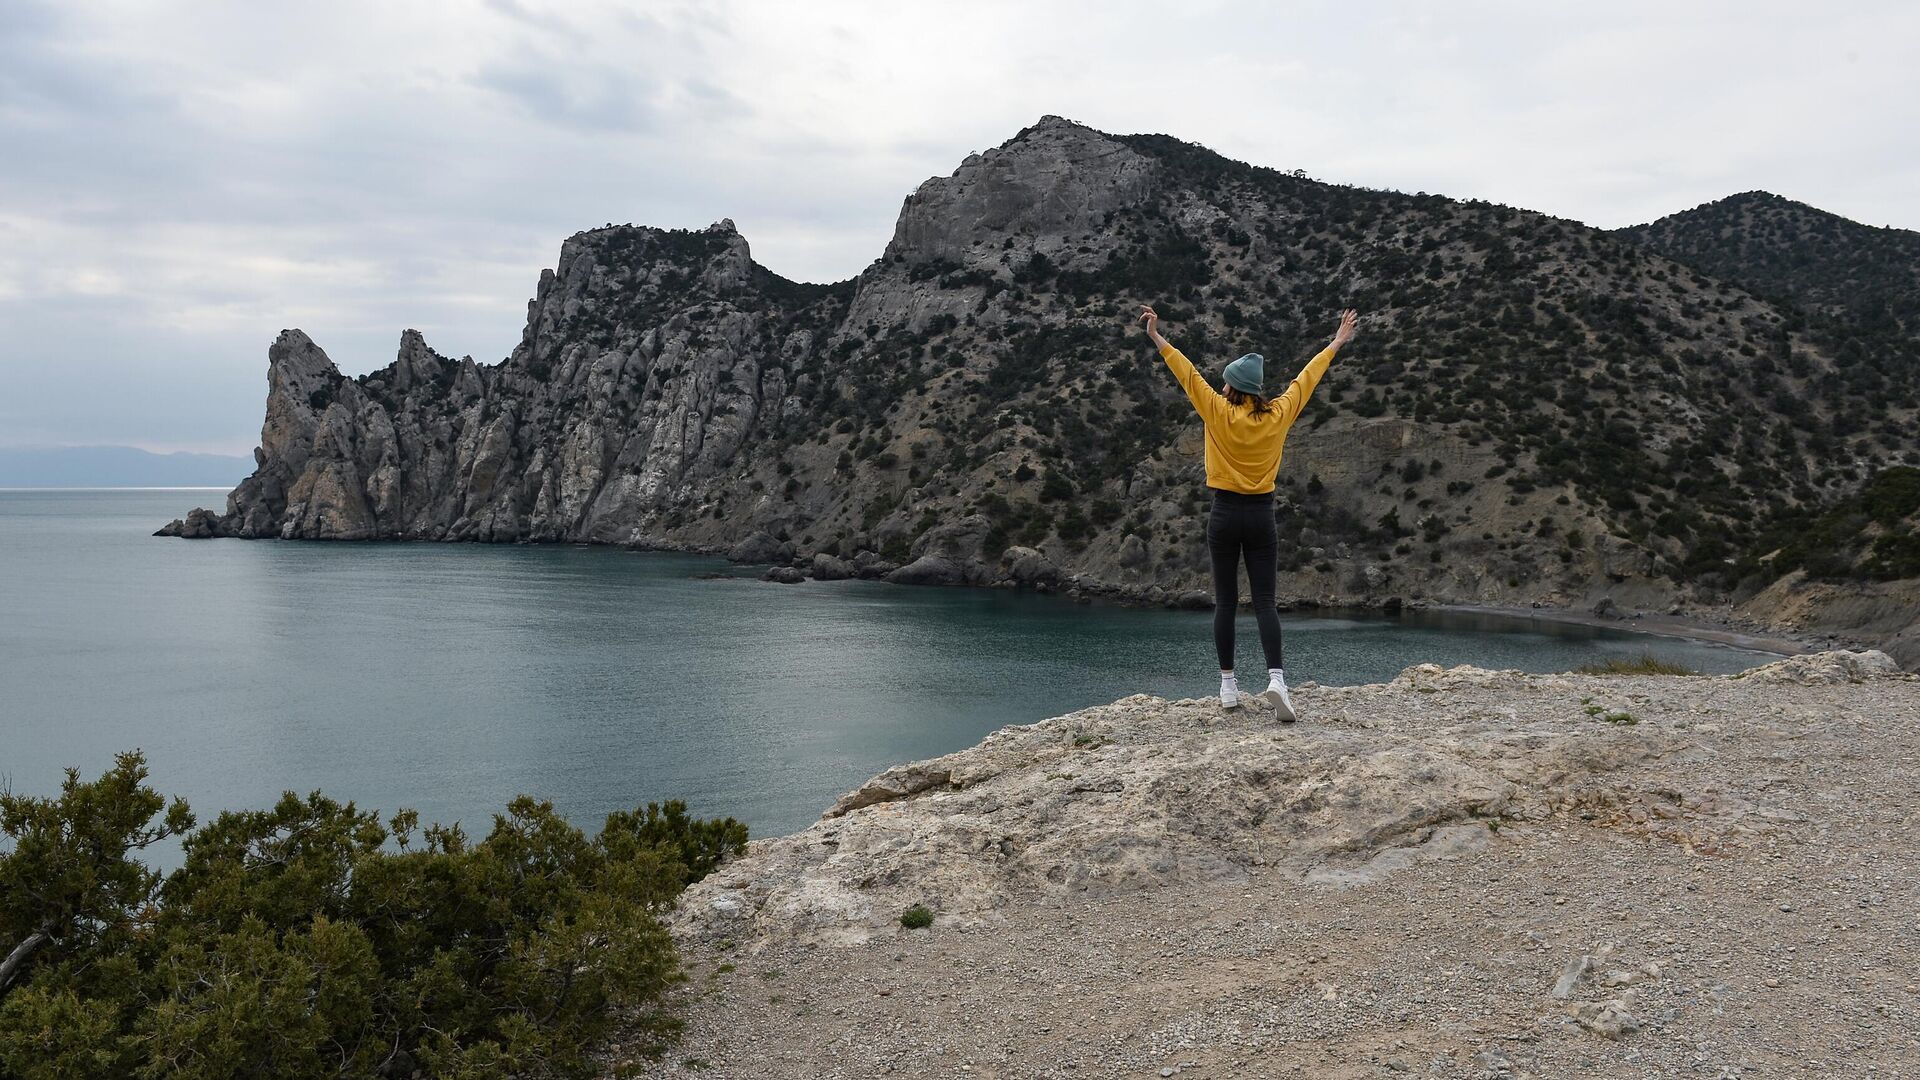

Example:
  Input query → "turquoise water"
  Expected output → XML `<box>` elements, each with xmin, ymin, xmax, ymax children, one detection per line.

<box><xmin>0</xmin><ymin>489</ymin><xmax>1774</xmax><ymax>845</ymax></box>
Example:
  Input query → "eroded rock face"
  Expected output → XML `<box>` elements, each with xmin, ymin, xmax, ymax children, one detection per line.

<box><xmin>163</xmin><ymin>222</ymin><xmax>813</xmax><ymax>546</ymax></box>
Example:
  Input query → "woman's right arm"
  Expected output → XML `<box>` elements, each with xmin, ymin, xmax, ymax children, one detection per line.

<box><xmin>1141</xmin><ymin>304</ymin><xmax>1226</xmax><ymax>424</ymax></box>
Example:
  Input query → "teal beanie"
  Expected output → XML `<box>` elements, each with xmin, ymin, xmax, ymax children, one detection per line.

<box><xmin>1223</xmin><ymin>352</ymin><xmax>1264</xmax><ymax>394</ymax></box>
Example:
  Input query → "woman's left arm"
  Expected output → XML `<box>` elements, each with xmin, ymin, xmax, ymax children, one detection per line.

<box><xmin>1274</xmin><ymin>309</ymin><xmax>1358</xmax><ymax>425</ymax></box>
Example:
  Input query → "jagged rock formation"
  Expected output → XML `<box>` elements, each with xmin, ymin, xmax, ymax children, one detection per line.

<box><xmin>158</xmin><ymin>116</ymin><xmax>1920</xmax><ymax>662</ymax></box>
<box><xmin>670</xmin><ymin>649</ymin><xmax>1905</xmax><ymax>946</ymax></box>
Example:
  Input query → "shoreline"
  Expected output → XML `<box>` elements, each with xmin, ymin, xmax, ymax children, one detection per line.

<box><xmin>147</xmin><ymin>519</ymin><xmax>1834</xmax><ymax>664</ymax></box>
<box><xmin>1420</xmin><ymin>601</ymin><xmax>1815</xmax><ymax>659</ymax></box>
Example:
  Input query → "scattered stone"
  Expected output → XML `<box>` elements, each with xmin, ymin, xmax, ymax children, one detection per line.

<box><xmin>1569</xmin><ymin>998</ymin><xmax>1640</xmax><ymax>1040</ymax></box>
<box><xmin>1552</xmin><ymin>955</ymin><xmax>1592</xmax><ymax>1000</ymax></box>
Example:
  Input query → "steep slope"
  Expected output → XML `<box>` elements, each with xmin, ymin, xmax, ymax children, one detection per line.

<box><xmin>1621</xmin><ymin>190</ymin><xmax>1920</xmax><ymax>339</ymax></box>
<box><xmin>1621</xmin><ymin>193</ymin><xmax>1920</xmax><ymax>665</ymax></box>
<box><xmin>160</xmin><ymin>116</ymin><xmax>1920</xmax><ymax>658</ymax></box>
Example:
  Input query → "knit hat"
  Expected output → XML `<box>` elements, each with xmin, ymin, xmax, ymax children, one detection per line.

<box><xmin>1223</xmin><ymin>352</ymin><xmax>1264</xmax><ymax>394</ymax></box>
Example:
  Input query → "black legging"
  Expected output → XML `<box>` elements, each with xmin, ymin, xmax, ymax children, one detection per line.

<box><xmin>1206</xmin><ymin>488</ymin><xmax>1284</xmax><ymax>672</ymax></box>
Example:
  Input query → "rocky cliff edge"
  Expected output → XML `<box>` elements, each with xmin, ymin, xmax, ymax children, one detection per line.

<box><xmin>671</xmin><ymin>650</ymin><xmax>1910</xmax><ymax>949</ymax></box>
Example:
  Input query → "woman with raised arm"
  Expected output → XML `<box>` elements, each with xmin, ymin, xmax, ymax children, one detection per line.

<box><xmin>1140</xmin><ymin>305</ymin><xmax>1359</xmax><ymax>720</ymax></box>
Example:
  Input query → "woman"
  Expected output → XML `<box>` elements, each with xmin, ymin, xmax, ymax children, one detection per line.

<box><xmin>1140</xmin><ymin>304</ymin><xmax>1359</xmax><ymax>719</ymax></box>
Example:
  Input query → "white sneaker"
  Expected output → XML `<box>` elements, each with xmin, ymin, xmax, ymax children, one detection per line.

<box><xmin>1219</xmin><ymin>677</ymin><xmax>1242</xmax><ymax>710</ymax></box>
<box><xmin>1257</xmin><ymin>679</ymin><xmax>1298</xmax><ymax>723</ymax></box>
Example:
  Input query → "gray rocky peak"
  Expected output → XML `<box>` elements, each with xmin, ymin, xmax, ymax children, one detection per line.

<box><xmin>392</xmin><ymin>328</ymin><xmax>450</xmax><ymax>392</ymax></box>
<box><xmin>886</xmin><ymin>115</ymin><xmax>1154</xmax><ymax>272</ymax></box>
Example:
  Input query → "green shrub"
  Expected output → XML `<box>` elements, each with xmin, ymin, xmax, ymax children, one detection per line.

<box><xmin>1574</xmin><ymin>653</ymin><xmax>1698</xmax><ymax>676</ymax></box>
<box><xmin>899</xmin><ymin>905</ymin><xmax>934</xmax><ymax>930</ymax></box>
<box><xmin>0</xmin><ymin>751</ymin><xmax>745</xmax><ymax>1079</ymax></box>
<box><xmin>1038</xmin><ymin>473</ymin><xmax>1075</xmax><ymax>502</ymax></box>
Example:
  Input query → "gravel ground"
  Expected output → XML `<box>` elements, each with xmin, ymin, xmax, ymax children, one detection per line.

<box><xmin>612</xmin><ymin>655</ymin><xmax>1920</xmax><ymax>1078</ymax></box>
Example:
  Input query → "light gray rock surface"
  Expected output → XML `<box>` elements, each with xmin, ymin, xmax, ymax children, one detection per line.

<box><xmin>674</xmin><ymin>659</ymin><xmax>1721</xmax><ymax>946</ymax></box>
<box><xmin>884</xmin><ymin>554</ymin><xmax>964</xmax><ymax>586</ymax></box>
<box><xmin>631</xmin><ymin>651</ymin><xmax>1920</xmax><ymax>1077</ymax></box>
<box><xmin>808</xmin><ymin>552</ymin><xmax>852</xmax><ymax>581</ymax></box>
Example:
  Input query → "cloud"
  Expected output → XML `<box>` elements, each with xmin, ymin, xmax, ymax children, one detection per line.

<box><xmin>0</xmin><ymin>0</ymin><xmax>1916</xmax><ymax>453</ymax></box>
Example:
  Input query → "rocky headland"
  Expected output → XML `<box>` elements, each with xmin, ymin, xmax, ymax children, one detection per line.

<box><xmin>157</xmin><ymin>116</ymin><xmax>1920</xmax><ymax>666</ymax></box>
<box><xmin>611</xmin><ymin>650</ymin><xmax>1918</xmax><ymax>1077</ymax></box>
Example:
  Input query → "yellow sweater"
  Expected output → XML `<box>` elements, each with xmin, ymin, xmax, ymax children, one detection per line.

<box><xmin>1159</xmin><ymin>340</ymin><xmax>1335</xmax><ymax>494</ymax></box>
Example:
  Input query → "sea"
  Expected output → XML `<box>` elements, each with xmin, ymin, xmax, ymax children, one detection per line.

<box><xmin>0</xmin><ymin>488</ymin><xmax>1777</xmax><ymax>850</ymax></box>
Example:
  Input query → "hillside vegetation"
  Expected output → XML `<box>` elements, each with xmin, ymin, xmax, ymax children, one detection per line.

<box><xmin>159</xmin><ymin>116</ymin><xmax>1920</xmax><ymax>659</ymax></box>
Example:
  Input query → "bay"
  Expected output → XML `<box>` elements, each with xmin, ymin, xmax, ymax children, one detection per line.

<box><xmin>0</xmin><ymin>489</ymin><xmax>1773</xmax><ymax>847</ymax></box>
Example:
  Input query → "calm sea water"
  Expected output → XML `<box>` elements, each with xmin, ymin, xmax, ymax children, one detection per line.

<box><xmin>1</xmin><ymin>489</ymin><xmax>1774</xmax><ymax>847</ymax></box>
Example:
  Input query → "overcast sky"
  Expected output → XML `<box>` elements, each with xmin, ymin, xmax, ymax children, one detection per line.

<box><xmin>3</xmin><ymin>1</ymin><xmax>1915</xmax><ymax>455</ymax></box>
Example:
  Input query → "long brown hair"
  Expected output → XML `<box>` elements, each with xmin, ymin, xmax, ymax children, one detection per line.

<box><xmin>1224</xmin><ymin>386</ymin><xmax>1275</xmax><ymax>416</ymax></box>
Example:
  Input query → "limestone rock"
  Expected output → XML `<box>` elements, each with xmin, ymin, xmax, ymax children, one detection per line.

<box><xmin>155</xmin><ymin>506</ymin><xmax>221</xmax><ymax>539</ymax></box>
<box><xmin>670</xmin><ymin>647</ymin><xmax>1800</xmax><ymax>946</ymax></box>
<box><xmin>1568</xmin><ymin>998</ymin><xmax>1640</xmax><ymax>1040</ymax></box>
<box><xmin>1000</xmin><ymin>546</ymin><xmax>1059</xmax><ymax>586</ymax></box>
<box><xmin>854</xmin><ymin>558</ymin><xmax>899</xmax><ymax>581</ymax></box>
<box><xmin>810</xmin><ymin>553</ymin><xmax>853</xmax><ymax>581</ymax></box>
<box><xmin>1735</xmin><ymin>649</ymin><xmax>1899</xmax><ymax>685</ymax></box>
<box><xmin>886</xmin><ymin>554</ymin><xmax>963</xmax><ymax>586</ymax></box>
<box><xmin>827</xmin><ymin>764</ymin><xmax>954</xmax><ymax>818</ymax></box>
<box><xmin>910</xmin><ymin>515</ymin><xmax>993</xmax><ymax>562</ymax></box>
<box><xmin>762</xmin><ymin>566</ymin><xmax>804</xmax><ymax>584</ymax></box>
<box><xmin>731</xmin><ymin>531</ymin><xmax>792</xmax><ymax>565</ymax></box>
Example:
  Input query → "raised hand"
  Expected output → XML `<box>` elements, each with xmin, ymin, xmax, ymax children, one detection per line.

<box><xmin>1139</xmin><ymin>304</ymin><xmax>1160</xmax><ymax>338</ymax></box>
<box><xmin>1331</xmin><ymin>308</ymin><xmax>1359</xmax><ymax>349</ymax></box>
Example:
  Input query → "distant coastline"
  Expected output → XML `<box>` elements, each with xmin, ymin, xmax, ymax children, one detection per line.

<box><xmin>0</xmin><ymin>446</ymin><xmax>252</xmax><ymax>488</ymax></box>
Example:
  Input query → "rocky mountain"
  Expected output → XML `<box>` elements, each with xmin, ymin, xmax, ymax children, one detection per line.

<box><xmin>1621</xmin><ymin>190</ymin><xmax>1920</xmax><ymax>341</ymax></box>
<box><xmin>158</xmin><ymin>116</ymin><xmax>1920</xmax><ymax>663</ymax></box>
<box><xmin>1617</xmin><ymin>193</ymin><xmax>1920</xmax><ymax>663</ymax></box>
